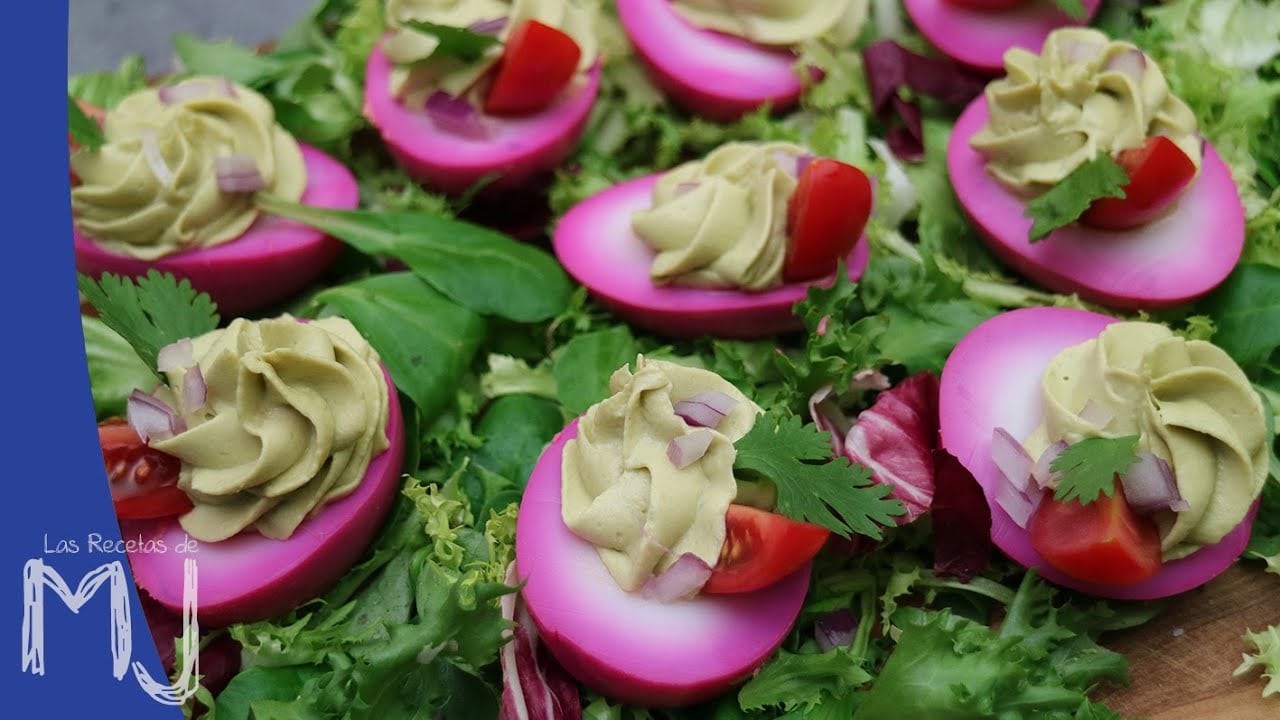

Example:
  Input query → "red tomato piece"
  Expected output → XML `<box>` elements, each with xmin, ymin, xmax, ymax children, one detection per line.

<box><xmin>946</xmin><ymin>0</ymin><xmax>1029</xmax><ymax>11</ymax></box>
<box><xmin>703</xmin><ymin>505</ymin><xmax>830</xmax><ymax>594</ymax></box>
<box><xmin>1080</xmin><ymin>136</ymin><xmax>1197</xmax><ymax>231</ymax></box>
<box><xmin>1028</xmin><ymin>479</ymin><xmax>1162</xmax><ymax>586</ymax></box>
<box><xmin>99</xmin><ymin>418</ymin><xmax>190</xmax><ymax>520</ymax></box>
<box><xmin>483</xmin><ymin>20</ymin><xmax>582</xmax><ymax>116</ymax></box>
<box><xmin>783</xmin><ymin>158</ymin><xmax>873</xmax><ymax>283</ymax></box>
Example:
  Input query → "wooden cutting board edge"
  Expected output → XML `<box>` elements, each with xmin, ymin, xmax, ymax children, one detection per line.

<box><xmin>1097</xmin><ymin>564</ymin><xmax>1279</xmax><ymax>719</ymax></box>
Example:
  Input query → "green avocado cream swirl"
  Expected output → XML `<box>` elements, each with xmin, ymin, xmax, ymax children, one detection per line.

<box><xmin>970</xmin><ymin>28</ymin><xmax>1201</xmax><ymax>194</ymax></box>
<box><xmin>561</xmin><ymin>356</ymin><xmax>761</xmax><ymax>592</ymax></box>
<box><xmin>631</xmin><ymin>142</ymin><xmax>807</xmax><ymax>291</ymax></box>
<box><xmin>70</xmin><ymin>78</ymin><xmax>307</xmax><ymax>260</ymax></box>
<box><xmin>383</xmin><ymin>0</ymin><xmax>598</xmax><ymax>107</ymax></box>
<box><xmin>150</xmin><ymin>316</ymin><xmax>389</xmax><ymax>544</ymax></box>
<box><xmin>672</xmin><ymin>0</ymin><xmax>869</xmax><ymax>46</ymax></box>
<box><xmin>1023</xmin><ymin>322</ymin><xmax>1268</xmax><ymax>560</ymax></box>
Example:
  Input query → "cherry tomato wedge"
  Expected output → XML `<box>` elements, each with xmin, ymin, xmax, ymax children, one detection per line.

<box><xmin>99</xmin><ymin>418</ymin><xmax>190</xmax><ymax>520</ymax></box>
<box><xmin>483</xmin><ymin>20</ymin><xmax>582</xmax><ymax>116</ymax></box>
<box><xmin>1080</xmin><ymin>136</ymin><xmax>1197</xmax><ymax>231</ymax></box>
<box><xmin>946</xmin><ymin>0</ymin><xmax>1029</xmax><ymax>11</ymax></box>
<box><xmin>783</xmin><ymin>158</ymin><xmax>873</xmax><ymax>283</ymax></box>
<box><xmin>703</xmin><ymin>504</ymin><xmax>830</xmax><ymax>594</ymax></box>
<box><xmin>1028</xmin><ymin>479</ymin><xmax>1162</xmax><ymax>586</ymax></box>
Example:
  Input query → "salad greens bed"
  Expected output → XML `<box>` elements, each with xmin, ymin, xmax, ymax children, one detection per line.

<box><xmin>72</xmin><ymin>0</ymin><xmax>1280</xmax><ymax>717</ymax></box>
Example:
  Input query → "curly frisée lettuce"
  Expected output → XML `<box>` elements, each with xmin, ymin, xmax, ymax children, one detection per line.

<box><xmin>1234</xmin><ymin>625</ymin><xmax>1280</xmax><ymax>698</ymax></box>
<box><xmin>217</xmin><ymin>476</ymin><xmax>518</xmax><ymax>719</ymax></box>
<box><xmin>1133</xmin><ymin>0</ymin><xmax>1280</xmax><ymax>221</ymax></box>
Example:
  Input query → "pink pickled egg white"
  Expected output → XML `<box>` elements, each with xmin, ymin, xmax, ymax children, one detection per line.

<box><xmin>904</xmin><ymin>0</ymin><xmax>1102</xmax><ymax>74</ymax></box>
<box><xmin>123</xmin><ymin>367</ymin><xmax>405</xmax><ymax>627</ymax></box>
<box><xmin>553</xmin><ymin>174</ymin><xmax>870</xmax><ymax>338</ymax></box>
<box><xmin>938</xmin><ymin>307</ymin><xmax>1258</xmax><ymax>600</ymax></box>
<box><xmin>75</xmin><ymin>144</ymin><xmax>357</xmax><ymax>317</ymax></box>
<box><xmin>948</xmin><ymin>99</ymin><xmax>1245</xmax><ymax>309</ymax></box>
<box><xmin>364</xmin><ymin>35</ymin><xmax>601</xmax><ymax>195</ymax></box>
<box><xmin>616</xmin><ymin>0</ymin><xmax>804</xmax><ymax>121</ymax></box>
<box><xmin>516</xmin><ymin>420</ymin><xmax>810</xmax><ymax>707</ymax></box>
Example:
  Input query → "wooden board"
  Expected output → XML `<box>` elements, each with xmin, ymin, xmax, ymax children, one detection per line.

<box><xmin>1098</xmin><ymin>565</ymin><xmax>1279</xmax><ymax>719</ymax></box>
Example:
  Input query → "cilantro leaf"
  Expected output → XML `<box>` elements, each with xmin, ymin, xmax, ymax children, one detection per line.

<box><xmin>77</xmin><ymin>271</ymin><xmax>220</xmax><ymax>379</ymax></box>
<box><xmin>67</xmin><ymin>94</ymin><xmax>104</xmax><ymax>151</ymax></box>
<box><xmin>733</xmin><ymin>413</ymin><xmax>904</xmax><ymax>539</ymax></box>
<box><xmin>1025</xmin><ymin>155</ymin><xmax>1129</xmax><ymax>242</ymax></box>
<box><xmin>403</xmin><ymin>21</ymin><xmax>500</xmax><ymax>63</ymax></box>
<box><xmin>1054</xmin><ymin>0</ymin><xmax>1088</xmax><ymax>21</ymax></box>
<box><xmin>1049</xmin><ymin>436</ymin><xmax>1140</xmax><ymax>505</ymax></box>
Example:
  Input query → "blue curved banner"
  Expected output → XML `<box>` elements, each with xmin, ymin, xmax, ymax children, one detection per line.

<box><xmin>4</xmin><ymin>3</ymin><xmax>179</xmax><ymax>716</ymax></box>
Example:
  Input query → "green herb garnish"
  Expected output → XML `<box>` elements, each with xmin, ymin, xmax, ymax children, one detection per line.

<box><xmin>403</xmin><ymin>20</ymin><xmax>501</xmax><ymax>63</ymax></box>
<box><xmin>67</xmin><ymin>94</ymin><xmax>104</xmax><ymax>151</ymax></box>
<box><xmin>77</xmin><ymin>270</ymin><xmax>220</xmax><ymax>378</ymax></box>
<box><xmin>1025</xmin><ymin>154</ymin><xmax>1129</xmax><ymax>243</ymax></box>
<box><xmin>1049</xmin><ymin>435</ymin><xmax>1141</xmax><ymax>505</ymax></box>
<box><xmin>733</xmin><ymin>412</ymin><xmax>904</xmax><ymax>539</ymax></box>
<box><xmin>1054</xmin><ymin>0</ymin><xmax>1088</xmax><ymax>21</ymax></box>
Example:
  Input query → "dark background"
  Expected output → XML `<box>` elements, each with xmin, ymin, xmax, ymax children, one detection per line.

<box><xmin>69</xmin><ymin>0</ymin><xmax>316</xmax><ymax>74</ymax></box>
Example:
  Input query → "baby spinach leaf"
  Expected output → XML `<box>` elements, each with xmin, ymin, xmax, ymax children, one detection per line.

<box><xmin>259</xmin><ymin>195</ymin><xmax>572</xmax><ymax>323</ymax></box>
<box><xmin>1200</xmin><ymin>263</ymin><xmax>1280</xmax><ymax>375</ymax></box>
<box><xmin>314</xmin><ymin>273</ymin><xmax>486</xmax><ymax>419</ymax></box>
<box><xmin>551</xmin><ymin>326</ymin><xmax>639</xmax><ymax>414</ymax></box>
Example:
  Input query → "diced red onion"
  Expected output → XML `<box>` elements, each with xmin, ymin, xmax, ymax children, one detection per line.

<box><xmin>1078</xmin><ymin>399</ymin><xmax>1114</xmax><ymax>428</ymax></box>
<box><xmin>139</xmin><ymin>129</ymin><xmax>175</xmax><ymax>188</ymax></box>
<box><xmin>691</xmin><ymin>391</ymin><xmax>738</xmax><ymax>416</ymax></box>
<box><xmin>127</xmin><ymin>390</ymin><xmax>186</xmax><ymax>444</ymax></box>
<box><xmin>183</xmin><ymin>365</ymin><xmax>207</xmax><ymax>413</ymax></box>
<box><xmin>424</xmin><ymin>91</ymin><xmax>490</xmax><ymax>140</ymax></box>
<box><xmin>1121</xmin><ymin>452</ymin><xmax>1188</xmax><ymax>514</ymax></box>
<box><xmin>1032</xmin><ymin>440</ymin><xmax>1068</xmax><ymax>490</ymax></box>
<box><xmin>795</xmin><ymin>154</ymin><xmax>815</xmax><ymax>177</ymax></box>
<box><xmin>1060</xmin><ymin>37</ymin><xmax>1104</xmax><ymax>64</ymax></box>
<box><xmin>991</xmin><ymin>427</ymin><xmax>1033</xmax><ymax>494</ymax></box>
<box><xmin>157</xmin><ymin>77</ymin><xmax>236</xmax><ymax>105</ymax></box>
<box><xmin>1105</xmin><ymin>49</ymin><xmax>1147</xmax><ymax>84</ymax></box>
<box><xmin>995</xmin><ymin>479</ymin><xmax>1040</xmax><ymax>529</ymax></box>
<box><xmin>639</xmin><ymin>553</ymin><xmax>712</xmax><ymax>602</ymax></box>
<box><xmin>772</xmin><ymin>149</ymin><xmax>796</xmax><ymax>174</ymax></box>
<box><xmin>673</xmin><ymin>400</ymin><xmax>725</xmax><ymax>429</ymax></box>
<box><xmin>215</xmin><ymin>154</ymin><xmax>266</xmax><ymax>193</ymax></box>
<box><xmin>467</xmin><ymin>16</ymin><xmax>508</xmax><ymax>35</ymax></box>
<box><xmin>814</xmin><ymin>609</ymin><xmax>857</xmax><ymax>652</ymax></box>
<box><xmin>668</xmin><ymin>429</ymin><xmax>714</xmax><ymax>470</ymax></box>
<box><xmin>156</xmin><ymin>338</ymin><xmax>194</xmax><ymax>372</ymax></box>
<box><xmin>850</xmin><ymin>369</ymin><xmax>891</xmax><ymax>391</ymax></box>
<box><xmin>675</xmin><ymin>182</ymin><xmax>700</xmax><ymax>197</ymax></box>
<box><xmin>808</xmin><ymin>385</ymin><xmax>851</xmax><ymax>456</ymax></box>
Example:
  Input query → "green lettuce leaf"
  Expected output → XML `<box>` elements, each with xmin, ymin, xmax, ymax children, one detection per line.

<box><xmin>81</xmin><ymin>315</ymin><xmax>155</xmax><ymax>419</ymax></box>
<box><xmin>67</xmin><ymin>54</ymin><xmax>147</xmax><ymax>108</ymax></box>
